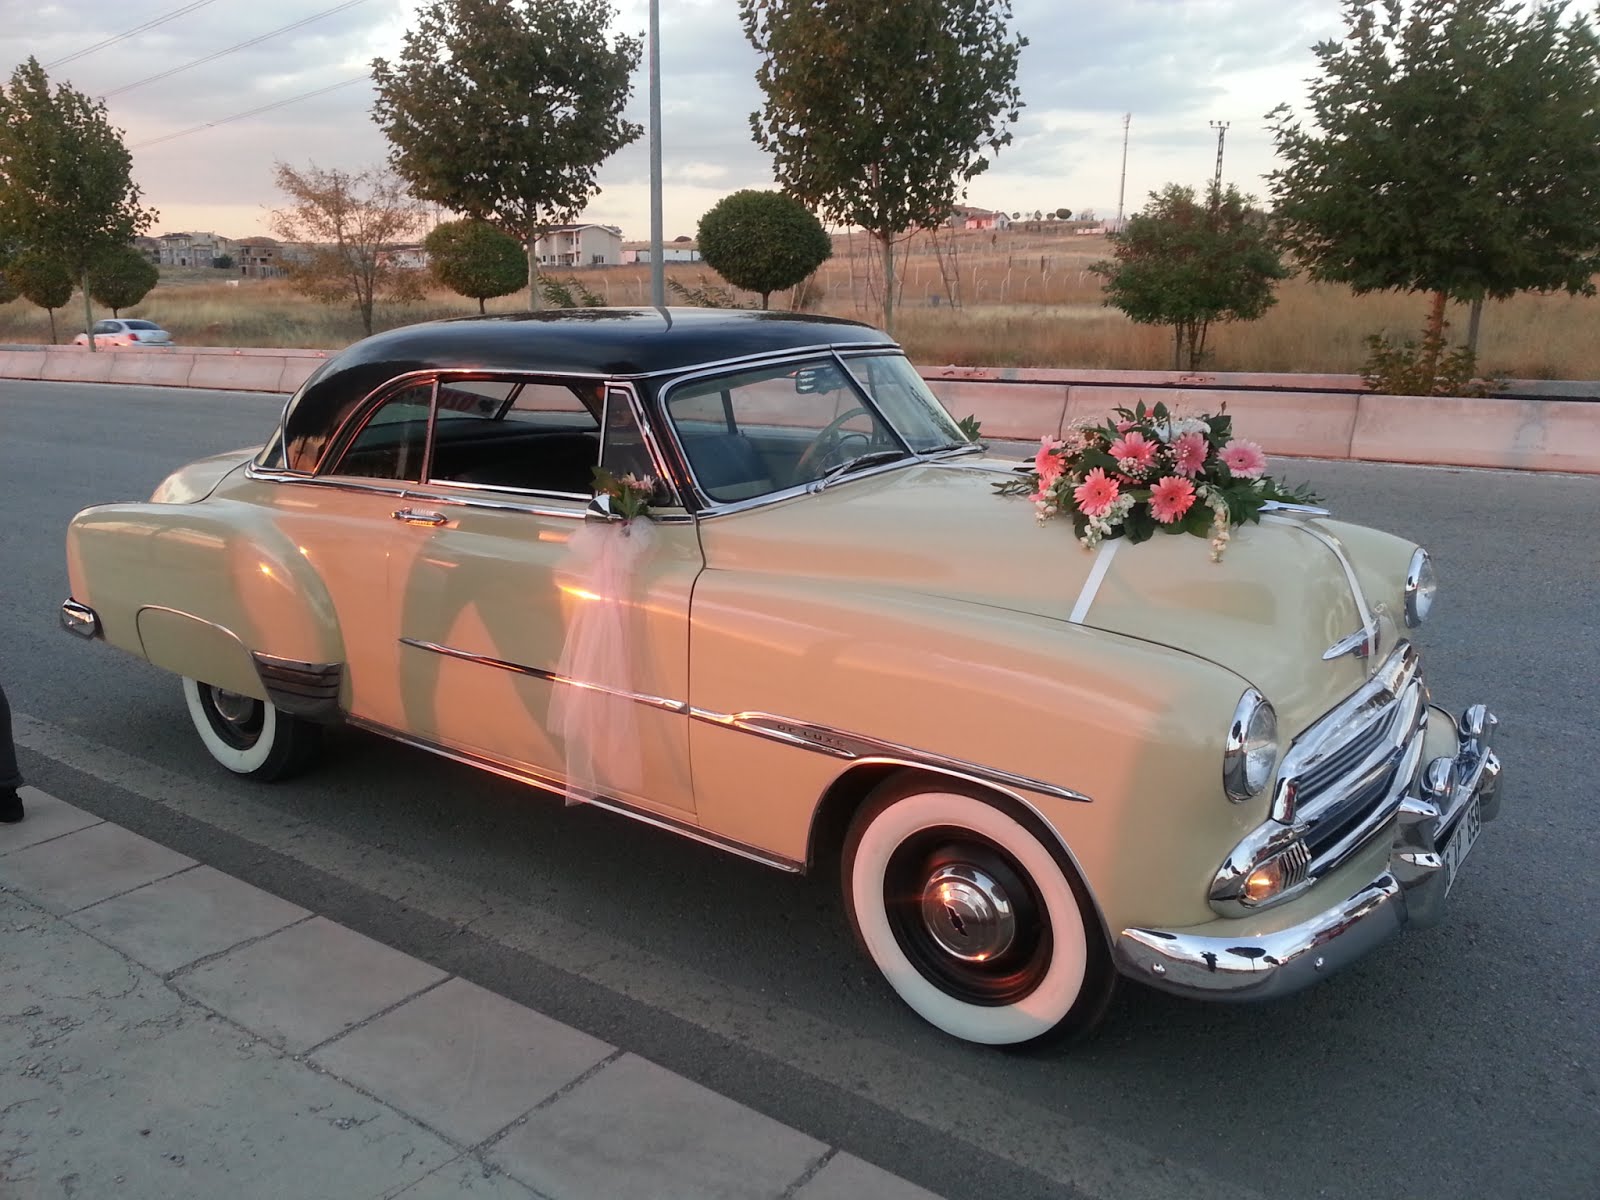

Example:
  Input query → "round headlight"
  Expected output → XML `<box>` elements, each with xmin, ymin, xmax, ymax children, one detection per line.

<box><xmin>1223</xmin><ymin>690</ymin><xmax>1278</xmax><ymax>802</ymax></box>
<box><xmin>1404</xmin><ymin>548</ymin><xmax>1437</xmax><ymax>628</ymax></box>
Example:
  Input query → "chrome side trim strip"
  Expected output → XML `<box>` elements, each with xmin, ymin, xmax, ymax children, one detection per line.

<box><xmin>1068</xmin><ymin>539</ymin><xmax>1120</xmax><ymax>625</ymax></box>
<box><xmin>398</xmin><ymin>638</ymin><xmax>690</xmax><ymax>713</ymax></box>
<box><xmin>400</xmin><ymin>638</ymin><xmax>1093</xmax><ymax>806</ymax></box>
<box><xmin>1263</xmin><ymin>514</ymin><xmax>1377</xmax><ymax>662</ymax></box>
<box><xmin>342</xmin><ymin>715</ymin><xmax>802</xmax><ymax>874</ymax></box>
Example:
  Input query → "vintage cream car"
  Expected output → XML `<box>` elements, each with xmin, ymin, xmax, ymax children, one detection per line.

<box><xmin>61</xmin><ymin>309</ymin><xmax>1504</xmax><ymax>1047</ymax></box>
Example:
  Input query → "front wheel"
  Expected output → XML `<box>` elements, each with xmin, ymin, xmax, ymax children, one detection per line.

<box><xmin>182</xmin><ymin>678</ymin><xmax>321</xmax><ymax>781</ymax></box>
<box><xmin>842</xmin><ymin>775</ymin><xmax>1114</xmax><ymax>1047</ymax></box>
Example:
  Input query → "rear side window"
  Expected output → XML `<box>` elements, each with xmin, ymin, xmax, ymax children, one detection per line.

<box><xmin>123</xmin><ymin>320</ymin><xmax>161</xmax><ymax>330</ymax></box>
<box><xmin>427</xmin><ymin>377</ymin><xmax>604</xmax><ymax>495</ymax></box>
<box><xmin>326</xmin><ymin>382</ymin><xmax>433</xmax><ymax>481</ymax></box>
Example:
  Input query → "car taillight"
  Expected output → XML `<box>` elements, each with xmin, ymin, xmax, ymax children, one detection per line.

<box><xmin>129</xmin><ymin>332</ymin><xmax>141</xmax><ymax>341</ymax></box>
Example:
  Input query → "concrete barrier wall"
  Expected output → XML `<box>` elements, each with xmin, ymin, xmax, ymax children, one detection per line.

<box><xmin>1</xmin><ymin>345</ymin><xmax>1595</xmax><ymax>475</ymax></box>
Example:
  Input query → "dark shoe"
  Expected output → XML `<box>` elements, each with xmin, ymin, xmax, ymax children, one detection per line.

<box><xmin>0</xmin><ymin>790</ymin><xmax>22</xmax><ymax>823</ymax></box>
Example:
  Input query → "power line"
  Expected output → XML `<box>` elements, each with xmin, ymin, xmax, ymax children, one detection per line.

<box><xmin>44</xmin><ymin>0</ymin><xmax>224</xmax><ymax>69</ymax></box>
<box><xmin>102</xmin><ymin>0</ymin><xmax>371</xmax><ymax>100</ymax></box>
<box><xmin>130</xmin><ymin>74</ymin><xmax>368</xmax><ymax>149</ymax></box>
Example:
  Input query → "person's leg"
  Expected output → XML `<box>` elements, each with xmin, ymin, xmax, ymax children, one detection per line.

<box><xmin>0</xmin><ymin>680</ymin><xmax>23</xmax><ymax>822</ymax></box>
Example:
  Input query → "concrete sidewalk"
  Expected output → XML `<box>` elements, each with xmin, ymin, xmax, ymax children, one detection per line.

<box><xmin>0</xmin><ymin>788</ymin><xmax>941</xmax><ymax>1200</ymax></box>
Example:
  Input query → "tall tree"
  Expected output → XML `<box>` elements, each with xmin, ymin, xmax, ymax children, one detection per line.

<box><xmin>0</xmin><ymin>58</ymin><xmax>156</xmax><ymax>350</ymax></box>
<box><xmin>1092</xmin><ymin>184</ymin><xmax>1289</xmax><ymax>371</ymax></box>
<box><xmin>89</xmin><ymin>245</ymin><xmax>159</xmax><ymax>316</ymax></box>
<box><xmin>740</xmin><ymin>0</ymin><xmax>1026</xmax><ymax>334</ymax></box>
<box><xmin>270</xmin><ymin>163</ymin><xmax>428</xmax><ymax>337</ymax></box>
<box><xmin>9</xmin><ymin>249</ymin><xmax>73</xmax><ymax>344</ymax></box>
<box><xmin>425</xmin><ymin>219</ymin><xmax>526</xmax><ymax>313</ymax></box>
<box><xmin>371</xmin><ymin>0</ymin><xmax>642</xmax><ymax>309</ymax></box>
<box><xmin>1268</xmin><ymin>0</ymin><xmax>1600</xmax><ymax>357</ymax></box>
<box><xmin>696</xmin><ymin>189</ymin><xmax>832</xmax><ymax>309</ymax></box>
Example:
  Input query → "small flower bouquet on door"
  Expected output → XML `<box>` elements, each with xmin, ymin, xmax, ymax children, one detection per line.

<box><xmin>996</xmin><ymin>402</ymin><xmax>1319</xmax><ymax>561</ymax></box>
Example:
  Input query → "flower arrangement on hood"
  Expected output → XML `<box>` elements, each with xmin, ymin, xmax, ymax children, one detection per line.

<box><xmin>996</xmin><ymin>402</ymin><xmax>1319</xmax><ymax>561</ymax></box>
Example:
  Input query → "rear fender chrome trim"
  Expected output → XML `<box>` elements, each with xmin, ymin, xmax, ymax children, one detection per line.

<box><xmin>252</xmin><ymin>652</ymin><xmax>343</xmax><ymax>721</ymax></box>
<box><xmin>343</xmin><ymin>715</ymin><xmax>802</xmax><ymax>874</ymax></box>
<box><xmin>60</xmin><ymin>599</ymin><xmax>101</xmax><ymax>639</ymax></box>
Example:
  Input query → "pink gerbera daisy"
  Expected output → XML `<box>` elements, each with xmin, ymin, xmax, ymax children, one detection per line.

<box><xmin>1034</xmin><ymin>436</ymin><xmax>1066</xmax><ymax>489</ymax></box>
<box><xmin>1108</xmin><ymin>430</ymin><xmax>1157</xmax><ymax>472</ymax></box>
<box><xmin>1221</xmin><ymin>440</ymin><xmax>1267</xmax><ymax>479</ymax></box>
<box><xmin>1172</xmin><ymin>431</ymin><xmax>1208</xmax><ymax>477</ymax></box>
<box><xmin>1073</xmin><ymin>467</ymin><xmax>1121</xmax><ymax>518</ymax></box>
<box><xmin>1149</xmin><ymin>475</ymin><xmax>1197</xmax><ymax>523</ymax></box>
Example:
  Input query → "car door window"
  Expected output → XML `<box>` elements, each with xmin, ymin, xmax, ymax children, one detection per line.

<box><xmin>428</xmin><ymin>378</ymin><xmax>603</xmax><ymax>496</ymax></box>
<box><xmin>93</xmin><ymin>321</ymin><xmax>119</xmax><ymax>335</ymax></box>
<box><xmin>325</xmin><ymin>381</ymin><xmax>433</xmax><ymax>481</ymax></box>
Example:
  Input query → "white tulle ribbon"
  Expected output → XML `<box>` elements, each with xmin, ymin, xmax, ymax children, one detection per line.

<box><xmin>549</xmin><ymin>518</ymin><xmax>656</xmax><ymax>805</ymax></box>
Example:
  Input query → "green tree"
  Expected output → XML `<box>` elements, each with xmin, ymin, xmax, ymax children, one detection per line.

<box><xmin>9</xmin><ymin>249</ymin><xmax>73</xmax><ymax>343</ymax></box>
<box><xmin>212</xmin><ymin>253</ymin><xmax>233</xmax><ymax>270</ymax></box>
<box><xmin>1092</xmin><ymin>183</ymin><xmax>1289</xmax><ymax>370</ymax></box>
<box><xmin>372</xmin><ymin>0</ymin><xmax>642</xmax><ymax>309</ymax></box>
<box><xmin>0</xmin><ymin>58</ymin><xmax>156</xmax><ymax>350</ymax></box>
<box><xmin>1268</xmin><ymin>0</ymin><xmax>1600</xmax><ymax>361</ymax></box>
<box><xmin>696</xmin><ymin>189</ymin><xmax>831</xmax><ymax>309</ymax></box>
<box><xmin>740</xmin><ymin>0</ymin><xmax>1025</xmax><ymax>334</ymax></box>
<box><xmin>88</xmin><ymin>244</ymin><xmax>159</xmax><ymax>316</ymax></box>
<box><xmin>424</xmin><ymin>219</ymin><xmax>525</xmax><ymax>313</ymax></box>
<box><xmin>1054</xmin><ymin>207</ymin><xmax>1071</xmax><ymax>220</ymax></box>
<box><xmin>270</xmin><ymin>162</ymin><xmax>428</xmax><ymax>336</ymax></box>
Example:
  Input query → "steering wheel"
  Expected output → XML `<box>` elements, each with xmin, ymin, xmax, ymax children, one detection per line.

<box><xmin>792</xmin><ymin>406</ymin><xmax>875</xmax><ymax>483</ymax></box>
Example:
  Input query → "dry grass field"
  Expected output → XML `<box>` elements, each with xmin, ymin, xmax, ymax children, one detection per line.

<box><xmin>2</xmin><ymin>227</ymin><xmax>1596</xmax><ymax>378</ymax></box>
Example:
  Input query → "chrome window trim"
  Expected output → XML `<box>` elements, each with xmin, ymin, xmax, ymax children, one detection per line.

<box><xmin>398</xmin><ymin>636</ymin><xmax>1093</xmax><ymax>807</ymax></box>
<box><xmin>604</xmin><ymin>379</ymin><xmax>685</xmax><ymax>509</ymax></box>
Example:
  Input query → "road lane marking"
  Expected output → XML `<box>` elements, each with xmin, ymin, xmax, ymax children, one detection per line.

<box><xmin>14</xmin><ymin>710</ymin><xmax>1266</xmax><ymax>1200</ymax></box>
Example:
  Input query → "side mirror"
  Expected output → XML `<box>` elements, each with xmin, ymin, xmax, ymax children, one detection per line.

<box><xmin>585</xmin><ymin>493</ymin><xmax>622</xmax><ymax>523</ymax></box>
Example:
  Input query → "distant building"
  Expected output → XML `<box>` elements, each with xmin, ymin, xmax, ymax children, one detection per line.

<box><xmin>377</xmin><ymin>244</ymin><xmax>429</xmax><ymax>270</ymax></box>
<box><xmin>945</xmin><ymin>206</ymin><xmax>1011</xmax><ymax>232</ymax></box>
<box><xmin>236</xmin><ymin>237</ymin><xmax>285</xmax><ymax>278</ymax></box>
<box><xmin>132</xmin><ymin>236</ymin><xmax>161</xmax><ymax>263</ymax></box>
<box><xmin>155</xmin><ymin>231</ymin><xmax>236</xmax><ymax>267</ymax></box>
<box><xmin>535</xmin><ymin>224</ymin><xmax>623</xmax><ymax>267</ymax></box>
<box><xmin>622</xmin><ymin>242</ymin><xmax>701</xmax><ymax>265</ymax></box>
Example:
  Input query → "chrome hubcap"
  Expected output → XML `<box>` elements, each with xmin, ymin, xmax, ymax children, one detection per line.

<box><xmin>919</xmin><ymin>864</ymin><xmax>1016</xmax><ymax>962</ymax></box>
<box><xmin>211</xmin><ymin>689</ymin><xmax>256</xmax><ymax>725</ymax></box>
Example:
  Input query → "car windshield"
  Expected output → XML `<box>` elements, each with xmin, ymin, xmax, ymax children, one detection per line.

<box><xmin>662</xmin><ymin>353</ymin><xmax>968</xmax><ymax>503</ymax></box>
<box><xmin>123</xmin><ymin>320</ymin><xmax>161</xmax><ymax>330</ymax></box>
<box><xmin>839</xmin><ymin>354</ymin><xmax>970</xmax><ymax>453</ymax></box>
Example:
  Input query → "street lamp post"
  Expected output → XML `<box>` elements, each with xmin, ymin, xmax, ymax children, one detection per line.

<box><xmin>648</xmin><ymin>0</ymin><xmax>664</xmax><ymax>308</ymax></box>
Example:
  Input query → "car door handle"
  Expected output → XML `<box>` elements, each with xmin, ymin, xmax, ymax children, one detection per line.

<box><xmin>391</xmin><ymin>508</ymin><xmax>448</xmax><ymax>527</ymax></box>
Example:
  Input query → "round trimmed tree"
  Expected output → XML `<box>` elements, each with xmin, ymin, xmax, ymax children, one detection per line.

<box><xmin>88</xmin><ymin>245</ymin><xmax>159</xmax><ymax>316</ymax></box>
<box><xmin>10</xmin><ymin>250</ymin><xmax>73</xmax><ymax>343</ymax></box>
<box><xmin>424</xmin><ymin>219</ymin><xmax>527</xmax><ymax>313</ymax></box>
<box><xmin>696</xmin><ymin>190</ymin><xmax>832</xmax><ymax>309</ymax></box>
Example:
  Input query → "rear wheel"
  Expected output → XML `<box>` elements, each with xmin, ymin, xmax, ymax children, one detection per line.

<box><xmin>182</xmin><ymin>677</ymin><xmax>321</xmax><ymax>781</ymax></box>
<box><xmin>842</xmin><ymin>774</ymin><xmax>1114</xmax><ymax>1047</ymax></box>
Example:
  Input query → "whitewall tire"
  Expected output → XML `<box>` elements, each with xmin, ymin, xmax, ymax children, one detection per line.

<box><xmin>182</xmin><ymin>678</ymin><xmax>321</xmax><ymax>781</ymax></box>
<box><xmin>843</xmin><ymin>775</ymin><xmax>1113</xmax><ymax>1047</ymax></box>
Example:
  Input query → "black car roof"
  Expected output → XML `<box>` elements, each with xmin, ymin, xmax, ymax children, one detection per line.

<box><xmin>275</xmin><ymin>308</ymin><xmax>897</xmax><ymax>472</ymax></box>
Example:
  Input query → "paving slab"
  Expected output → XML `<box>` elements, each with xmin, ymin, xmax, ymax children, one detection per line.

<box><xmin>0</xmin><ymin>820</ymin><xmax>195</xmax><ymax>913</ymax></box>
<box><xmin>0</xmin><ymin>787</ymin><xmax>102</xmax><ymax>854</ymax></box>
<box><xmin>797</xmin><ymin>1151</ymin><xmax>945</xmax><ymax>1200</ymax></box>
<box><xmin>492</xmin><ymin>1052</ymin><xmax>825</xmax><ymax>1200</ymax></box>
<box><xmin>71</xmin><ymin>863</ymin><xmax>311</xmax><ymax>975</ymax></box>
<box><xmin>0</xmin><ymin>888</ymin><xmax>463</xmax><ymax>1200</ymax></box>
<box><xmin>173</xmin><ymin>916</ymin><xmax>448</xmax><ymax>1054</ymax></box>
<box><xmin>312</xmin><ymin>975</ymin><xmax>613</xmax><ymax>1146</ymax></box>
<box><xmin>385</xmin><ymin>1155</ymin><xmax>539</xmax><ymax>1199</ymax></box>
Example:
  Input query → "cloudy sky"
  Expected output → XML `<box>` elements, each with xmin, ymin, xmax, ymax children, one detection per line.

<box><xmin>6</xmin><ymin>0</ymin><xmax>1345</xmax><ymax>241</ymax></box>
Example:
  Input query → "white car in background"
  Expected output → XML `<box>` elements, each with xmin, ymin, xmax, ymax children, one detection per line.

<box><xmin>74</xmin><ymin>319</ymin><xmax>173</xmax><ymax>347</ymax></box>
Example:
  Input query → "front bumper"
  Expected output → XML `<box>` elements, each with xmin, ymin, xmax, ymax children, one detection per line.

<box><xmin>1114</xmin><ymin>703</ymin><xmax>1503</xmax><ymax>1000</ymax></box>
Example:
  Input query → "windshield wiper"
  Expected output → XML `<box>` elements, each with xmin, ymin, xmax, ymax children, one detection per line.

<box><xmin>925</xmin><ymin>441</ymin><xmax>984</xmax><ymax>457</ymax></box>
<box><xmin>814</xmin><ymin>449</ymin><xmax>908</xmax><ymax>489</ymax></box>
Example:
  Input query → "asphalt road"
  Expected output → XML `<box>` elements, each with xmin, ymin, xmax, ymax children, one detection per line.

<box><xmin>3</xmin><ymin>379</ymin><xmax>1597</xmax><ymax>1200</ymax></box>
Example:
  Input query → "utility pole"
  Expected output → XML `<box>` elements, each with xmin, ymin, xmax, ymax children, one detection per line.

<box><xmin>1209</xmin><ymin>120</ymin><xmax>1229</xmax><ymax>196</ymax></box>
<box><xmin>648</xmin><ymin>0</ymin><xmax>664</xmax><ymax>308</ymax></box>
<box><xmin>1115</xmin><ymin>112</ymin><xmax>1131</xmax><ymax>229</ymax></box>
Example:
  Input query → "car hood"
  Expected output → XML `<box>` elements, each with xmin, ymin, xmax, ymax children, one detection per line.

<box><xmin>699</xmin><ymin>458</ymin><xmax>1377</xmax><ymax>732</ymax></box>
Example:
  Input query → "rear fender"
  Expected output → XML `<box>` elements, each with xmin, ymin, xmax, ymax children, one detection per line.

<box><xmin>66</xmin><ymin>499</ymin><xmax>344</xmax><ymax>700</ymax></box>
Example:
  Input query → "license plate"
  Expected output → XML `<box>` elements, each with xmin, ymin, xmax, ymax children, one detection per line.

<box><xmin>1442</xmin><ymin>799</ymin><xmax>1482</xmax><ymax>897</ymax></box>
